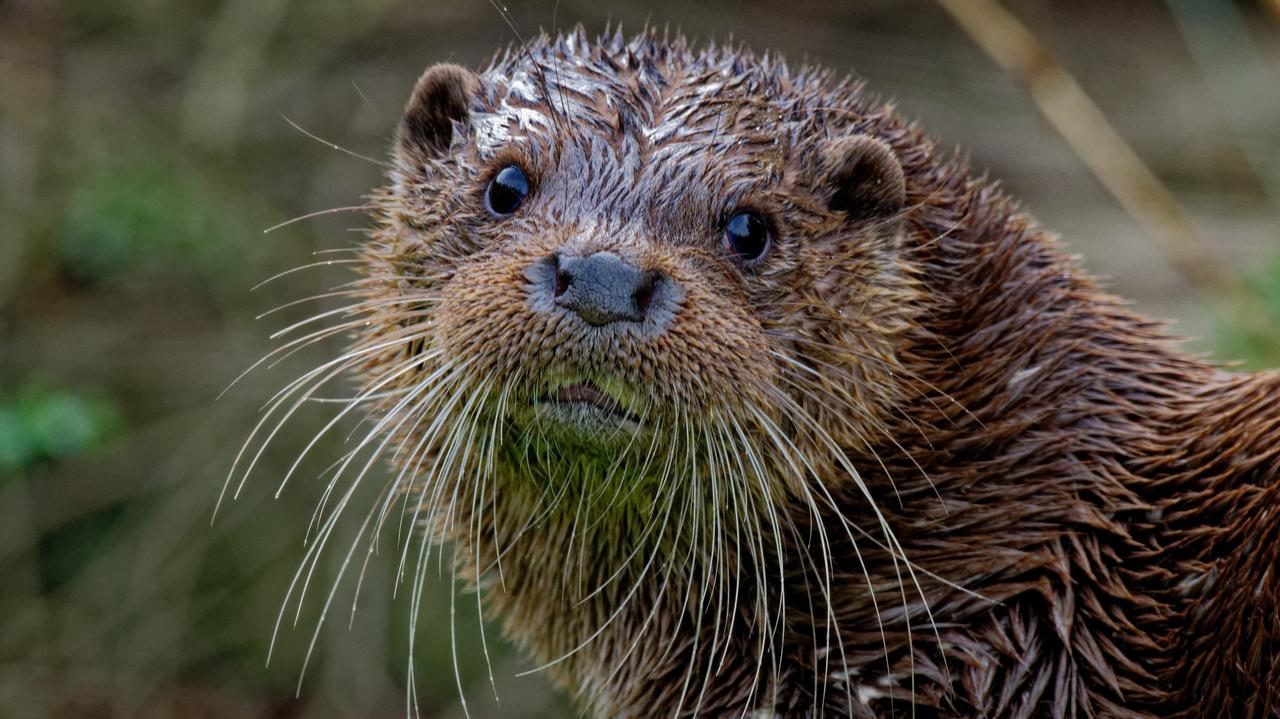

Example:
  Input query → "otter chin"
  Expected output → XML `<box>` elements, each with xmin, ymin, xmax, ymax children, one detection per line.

<box><xmin>249</xmin><ymin>27</ymin><xmax>1280</xmax><ymax>719</ymax></box>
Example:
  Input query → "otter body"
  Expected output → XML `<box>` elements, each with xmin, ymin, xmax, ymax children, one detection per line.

<box><xmin>333</xmin><ymin>29</ymin><xmax>1280</xmax><ymax>717</ymax></box>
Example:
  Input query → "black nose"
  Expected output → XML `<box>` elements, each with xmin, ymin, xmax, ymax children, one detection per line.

<box><xmin>552</xmin><ymin>252</ymin><xmax>658</xmax><ymax>326</ymax></box>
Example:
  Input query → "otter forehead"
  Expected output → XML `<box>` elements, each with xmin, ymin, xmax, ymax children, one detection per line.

<box><xmin>463</xmin><ymin>39</ymin><xmax>809</xmax><ymax>225</ymax></box>
<box><xmin>473</xmin><ymin>34</ymin><xmax>799</xmax><ymax>151</ymax></box>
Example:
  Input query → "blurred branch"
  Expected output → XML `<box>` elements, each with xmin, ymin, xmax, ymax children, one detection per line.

<box><xmin>1165</xmin><ymin>0</ymin><xmax>1280</xmax><ymax>219</ymax></box>
<box><xmin>934</xmin><ymin>0</ymin><xmax>1226</xmax><ymax>290</ymax></box>
<box><xmin>182</xmin><ymin>0</ymin><xmax>292</xmax><ymax>149</ymax></box>
<box><xmin>935</xmin><ymin>0</ymin><xmax>1257</xmax><ymax>318</ymax></box>
<box><xmin>0</xmin><ymin>0</ymin><xmax>58</xmax><ymax>312</ymax></box>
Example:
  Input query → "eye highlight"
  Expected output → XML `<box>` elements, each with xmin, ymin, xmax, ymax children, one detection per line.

<box><xmin>723</xmin><ymin>211</ymin><xmax>771</xmax><ymax>262</ymax></box>
<box><xmin>485</xmin><ymin>164</ymin><xmax>530</xmax><ymax>216</ymax></box>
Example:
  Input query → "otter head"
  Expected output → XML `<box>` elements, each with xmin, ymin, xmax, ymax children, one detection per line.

<box><xmin>302</xmin><ymin>35</ymin><xmax>943</xmax><ymax>715</ymax></box>
<box><xmin>359</xmin><ymin>38</ymin><xmax>923</xmax><ymax>622</ymax></box>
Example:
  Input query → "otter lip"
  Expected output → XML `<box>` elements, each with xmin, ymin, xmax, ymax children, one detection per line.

<box><xmin>553</xmin><ymin>381</ymin><xmax>619</xmax><ymax>411</ymax></box>
<box><xmin>542</xmin><ymin>379</ymin><xmax>637</xmax><ymax>421</ymax></box>
<box><xmin>529</xmin><ymin>376</ymin><xmax>645</xmax><ymax>431</ymax></box>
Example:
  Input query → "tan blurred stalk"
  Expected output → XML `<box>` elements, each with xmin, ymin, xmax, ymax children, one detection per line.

<box><xmin>936</xmin><ymin>0</ymin><xmax>1233</xmax><ymax>297</ymax></box>
<box><xmin>0</xmin><ymin>0</ymin><xmax>58</xmax><ymax>308</ymax></box>
<box><xmin>182</xmin><ymin>0</ymin><xmax>292</xmax><ymax>148</ymax></box>
<box><xmin>1165</xmin><ymin>0</ymin><xmax>1280</xmax><ymax>215</ymax></box>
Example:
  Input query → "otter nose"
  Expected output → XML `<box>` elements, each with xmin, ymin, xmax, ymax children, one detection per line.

<box><xmin>553</xmin><ymin>252</ymin><xmax>658</xmax><ymax>326</ymax></box>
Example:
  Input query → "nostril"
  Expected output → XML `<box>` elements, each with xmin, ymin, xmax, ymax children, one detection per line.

<box><xmin>632</xmin><ymin>272</ymin><xmax>658</xmax><ymax>320</ymax></box>
<box><xmin>544</xmin><ymin>253</ymin><xmax>570</xmax><ymax>298</ymax></box>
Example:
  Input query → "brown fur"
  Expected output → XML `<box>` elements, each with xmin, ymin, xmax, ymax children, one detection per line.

<box><xmin>332</xmin><ymin>28</ymin><xmax>1280</xmax><ymax>717</ymax></box>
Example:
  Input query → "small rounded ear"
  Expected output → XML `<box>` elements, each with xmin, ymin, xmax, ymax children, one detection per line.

<box><xmin>822</xmin><ymin>135</ymin><xmax>906</xmax><ymax>220</ymax></box>
<box><xmin>398</xmin><ymin>63</ymin><xmax>482</xmax><ymax>159</ymax></box>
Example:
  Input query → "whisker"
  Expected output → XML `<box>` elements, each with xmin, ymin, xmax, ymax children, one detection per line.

<box><xmin>282</xmin><ymin>114</ymin><xmax>391</xmax><ymax>169</ymax></box>
<box><xmin>264</xmin><ymin>204</ymin><xmax>373</xmax><ymax>234</ymax></box>
<box><xmin>251</xmin><ymin>258</ymin><xmax>364</xmax><ymax>292</ymax></box>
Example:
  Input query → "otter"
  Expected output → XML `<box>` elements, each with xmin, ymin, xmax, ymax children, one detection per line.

<box><xmin>242</xmin><ymin>28</ymin><xmax>1280</xmax><ymax>718</ymax></box>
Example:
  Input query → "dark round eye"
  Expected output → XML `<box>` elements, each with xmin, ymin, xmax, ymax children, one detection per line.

<box><xmin>485</xmin><ymin>165</ymin><xmax>529</xmax><ymax>216</ymax></box>
<box><xmin>723</xmin><ymin>211</ymin><xmax>770</xmax><ymax>262</ymax></box>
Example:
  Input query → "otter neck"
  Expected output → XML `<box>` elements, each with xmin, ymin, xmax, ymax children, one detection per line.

<box><xmin>450</xmin><ymin>453</ymin><xmax>783</xmax><ymax>716</ymax></box>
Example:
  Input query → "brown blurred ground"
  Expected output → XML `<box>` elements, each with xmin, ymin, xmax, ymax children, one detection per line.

<box><xmin>0</xmin><ymin>1</ymin><xmax>1277</xmax><ymax>717</ymax></box>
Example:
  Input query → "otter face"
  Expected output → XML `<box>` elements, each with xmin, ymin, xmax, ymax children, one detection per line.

<box><xmin>323</xmin><ymin>36</ymin><xmax>937</xmax><ymax>713</ymax></box>
<box><xmin>362</xmin><ymin>37</ymin><xmax>920</xmax><ymax>517</ymax></box>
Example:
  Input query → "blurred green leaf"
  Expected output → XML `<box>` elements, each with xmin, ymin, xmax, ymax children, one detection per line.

<box><xmin>58</xmin><ymin>154</ymin><xmax>263</xmax><ymax>287</ymax></box>
<box><xmin>0</xmin><ymin>406</ymin><xmax>32</xmax><ymax>479</ymax></box>
<box><xmin>1217</xmin><ymin>250</ymin><xmax>1280</xmax><ymax>369</ymax></box>
<box><xmin>0</xmin><ymin>385</ymin><xmax>122</xmax><ymax>473</ymax></box>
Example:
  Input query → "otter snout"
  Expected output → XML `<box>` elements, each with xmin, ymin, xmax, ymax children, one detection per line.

<box><xmin>529</xmin><ymin>251</ymin><xmax>679</xmax><ymax>329</ymax></box>
<box><xmin>553</xmin><ymin>252</ymin><xmax>655</xmax><ymax>325</ymax></box>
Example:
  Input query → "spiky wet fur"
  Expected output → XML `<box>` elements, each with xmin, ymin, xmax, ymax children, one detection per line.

<box><xmin>255</xmin><ymin>27</ymin><xmax>1280</xmax><ymax>718</ymax></box>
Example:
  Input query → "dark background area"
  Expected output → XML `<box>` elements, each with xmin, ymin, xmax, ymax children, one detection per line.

<box><xmin>1</xmin><ymin>1</ymin><xmax>1278</xmax><ymax>716</ymax></box>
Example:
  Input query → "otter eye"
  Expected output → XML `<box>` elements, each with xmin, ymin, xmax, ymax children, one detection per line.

<box><xmin>723</xmin><ymin>211</ymin><xmax>770</xmax><ymax>262</ymax></box>
<box><xmin>485</xmin><ymin>165</ymin><xmax>529</xmax><ymax>216</ymax></box>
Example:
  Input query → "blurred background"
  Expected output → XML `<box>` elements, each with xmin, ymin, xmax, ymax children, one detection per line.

<box><xmin>1</xmin><ymin>0</ymin><xmax>1277</xmax><ymax>716</ymax></box>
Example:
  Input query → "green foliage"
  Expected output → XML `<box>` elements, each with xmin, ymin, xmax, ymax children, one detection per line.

<box><xmin>58</xmin><ymin>153</ymin><xmax>265</xmax><ymax>288</ymax></box>
<box><xmin>1217</xmin><ymin>251</ymin><xmax>1280</xmax><ymax>369</ymax></box>
<box><xmin>0</xmin><ymin>385</ymin><xmax>122</xmax><ymax>476</ymax></box>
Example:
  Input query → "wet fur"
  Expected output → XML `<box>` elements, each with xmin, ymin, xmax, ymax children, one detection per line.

<box><xmin>333</xmin><ymin>28</ymin><xmax>1280</xmax><ymax>718</ymax></box>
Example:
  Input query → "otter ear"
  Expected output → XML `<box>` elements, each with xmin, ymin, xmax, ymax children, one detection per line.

<box><xmin>822</xmin><ymin>135</ymin><xmax>906</xmax><ymax>220</ymax></box>
<box><xmin>398</xmin><ymin>63</ymin><xmax>482</xmax><ymax>159</ymax></box>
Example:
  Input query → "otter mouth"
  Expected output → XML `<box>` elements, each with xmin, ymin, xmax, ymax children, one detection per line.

<box><xmin>531</xmin><ymin>378</ymin><xmax>642</xmax><ymax>437</ymax></box>
<box><xmin>551</xmin><ymin>381</ymin><xmax>626</xmax><ymax>414</ymax></box>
